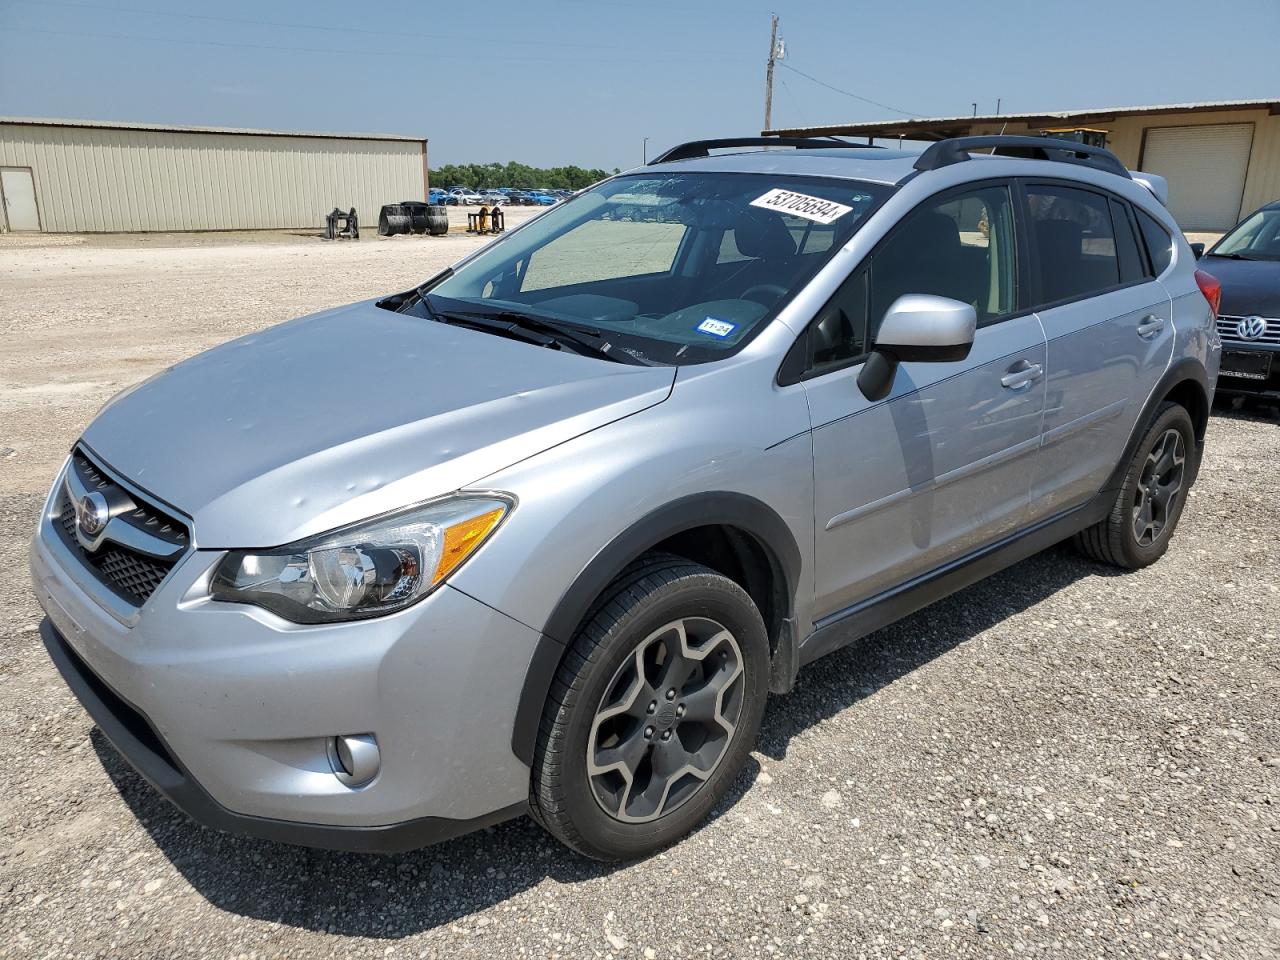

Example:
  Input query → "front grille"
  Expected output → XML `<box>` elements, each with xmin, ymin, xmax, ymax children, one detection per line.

<box><xmin>1218</xmin><ymin>315</ymin><xmax>1280</xmax><ymax>345</ymax></box>
<box><xmin>52</xmin><ymin>450</ymin><xmax>190</xmax><ymax>608</ymax></box>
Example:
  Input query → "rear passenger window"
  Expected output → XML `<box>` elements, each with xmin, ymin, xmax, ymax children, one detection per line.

<box><xmin>1110</xmin><ymin>198</ymin><xmax>1147</xmax><ymax>284</ymax></box>
<box><xmin>1026</xmin><ymin>185</ymin><xmax>1121</xmax><ymax>303</ymax></box>
<box><xmin>1135</xmin><ymin>208</ymin><xmax>1174</xmax><ymax>276</ymax></box>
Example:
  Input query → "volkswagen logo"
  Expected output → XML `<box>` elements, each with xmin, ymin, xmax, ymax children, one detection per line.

<box><xmin>1237</xmin><ymin>315</ymin><xmax>1268</xmax><ymax>341</ymax></box>
<box><xmin>76</xmin><ymin>491</ymin><xmax>111</xmax><ymax>538</ymax></box>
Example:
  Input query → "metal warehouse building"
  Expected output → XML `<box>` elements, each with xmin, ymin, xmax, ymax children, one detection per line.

<box><xmin>0</xmin><ymin>117</ymin><xmax>428</xmax><ymax>232</ymax></box>
<box><xmin>765</xmin><ymin>99</ymin><xmax>1280</xmax><ymax>232</ymax></box>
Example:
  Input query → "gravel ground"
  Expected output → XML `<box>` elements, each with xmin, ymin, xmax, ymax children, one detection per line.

<box><xmin>0</xmin><ymin>228</ymin><xmax>1277</xmax><ymax>960</ymax></box>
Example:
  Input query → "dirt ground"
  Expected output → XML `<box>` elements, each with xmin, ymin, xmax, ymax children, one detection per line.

<box><xmin>1</xmin><ymin>226</ymin><xmax>1277</xmax><ymax>960</ymax></box>
<box><xmin>0</xmin><ymin>206</ymin><xmax>542</xmax><ymax>494</ymax></box>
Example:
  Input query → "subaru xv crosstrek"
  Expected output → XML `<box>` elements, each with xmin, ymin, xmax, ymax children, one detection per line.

<box><xmin>31</xmin><ymin>135</ymin><xmax>1221</xmax><ymax>860</ymax></box>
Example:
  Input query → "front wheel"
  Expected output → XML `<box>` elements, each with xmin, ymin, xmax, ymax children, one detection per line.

<box><xmin>1073</xmin><ymin>402</ymin><xmax>1196</xmax><ymax>569</ymax></box>
<box><xmin>530</xmin><ymin>554</ymin><xmax>769</xmax><ymax>860</ymax></box>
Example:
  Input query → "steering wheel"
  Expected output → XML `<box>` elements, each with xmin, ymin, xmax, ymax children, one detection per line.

<box><xmin>740</xmin><ymin>283</ymin><xmax>788</xmax><ymax>305</ymax></box>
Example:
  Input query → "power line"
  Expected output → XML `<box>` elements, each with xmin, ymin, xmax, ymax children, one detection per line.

<box><xmin>777</xmin><ymin>62</ymin><xmax>920</xmax><ymax>118</ymax></box>
<box><xmin>777</xmin><ymin>77</ymin><xmax>810</xmax><ymax>127</ymax></box>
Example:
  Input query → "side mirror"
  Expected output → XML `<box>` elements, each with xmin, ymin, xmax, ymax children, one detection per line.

<box><xmin>857</xmin><ymin>294</ymin><xmax>977</xmax><ymax>401</ymax></box>
<box><xmin>1189</xmin><ymin>242</ymin><xmax>1205</xmax><ymax>260</ymax></box>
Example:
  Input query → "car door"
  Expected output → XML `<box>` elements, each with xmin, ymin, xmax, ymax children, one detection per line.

<box><xmin>1022</xmin><ymin>182</ymin><xmax>1175</xmax><ymax>518</ymax></box>
<box><xmin>796</xmin><ymin>182</ymin><xmax>1048</xmax><ymax>620</ymax></box>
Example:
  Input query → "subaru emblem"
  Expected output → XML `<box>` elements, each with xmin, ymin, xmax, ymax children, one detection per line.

<box><xmin>76</xmin><ymin>491</ymin><xmax>111</xmax><ymax>538</ymax></box>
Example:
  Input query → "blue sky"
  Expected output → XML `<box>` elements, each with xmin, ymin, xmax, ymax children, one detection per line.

<box><xmin>1</xmin><ymin>0</ymin><xmax>1277</xmax><ymax>170</ymax></box>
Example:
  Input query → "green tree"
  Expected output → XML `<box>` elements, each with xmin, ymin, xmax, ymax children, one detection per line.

<box><xmin>431</xmin><ymin>161</ymin><xmax>612</xmax><ymax>191</ymax></box>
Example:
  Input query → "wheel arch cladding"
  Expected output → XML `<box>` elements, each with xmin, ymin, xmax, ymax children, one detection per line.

<box><xmin>510</xmin><ymin>492</ymin><xmax>802</xmax><ymax>766</ymax></box>
<box><xmin>1104</xmin><ymin>357</ymin><xmax>1210</xmax><ymax>496</ymax></box>
<box><xmin>1162</xmin><ymin>373</ymin><xmax>1210</xmax><ymax>444</ymax></box>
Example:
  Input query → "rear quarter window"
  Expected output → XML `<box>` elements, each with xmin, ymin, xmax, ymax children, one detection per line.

<box><xmin>1135</xmin><ymin>208</ymin><xmax>1174</xmax><ymax>276</ymax></box>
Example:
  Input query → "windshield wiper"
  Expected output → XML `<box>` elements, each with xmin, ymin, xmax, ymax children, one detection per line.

<box><xmin>1208</xmin><ymin>252</ymin><xmax>1262</xmax><ymax>261</ymax></box>
<box><xmin>436</xmin><ymin>305</ymin><xmax>654</xmax><ymax>365</ymax></box>
<box><xmin>434</xmin><ymin>311</ymin><xmax>563</xmax><ymax>349</ymax></box>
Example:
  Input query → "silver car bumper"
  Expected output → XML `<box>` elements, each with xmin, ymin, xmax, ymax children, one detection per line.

<box><xmin>30</xmin><ymin>491</ymin><xmax>540</xmax><ymax>851</ymax></box>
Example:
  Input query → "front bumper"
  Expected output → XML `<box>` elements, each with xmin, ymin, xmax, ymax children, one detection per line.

<box><xmin>1216</xmin><ymin>343</ymin><xmax>1280</xmax><ymax>398</ymax></box>
<box><xmin>40</xmin><ymin>619</ymin><xmax>524</xmax><ymax>853</ymax></box>
<box><xmin>30</xmin><ymin>499</ymin><xmax>543</xmax><ymax>852</ymax></box>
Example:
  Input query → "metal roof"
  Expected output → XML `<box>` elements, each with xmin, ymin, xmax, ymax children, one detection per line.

<box><xmin>764</xmin><ymin>99</ymin><xmax>1280</xmax><ymax>140</ymax></box>
<box><xmin>0</xmin><ymin>116</ymin><xmax>425</xmax><ymax>143</ymax></box>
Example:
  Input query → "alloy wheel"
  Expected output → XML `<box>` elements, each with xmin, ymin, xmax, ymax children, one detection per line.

<box><xmin>1132</xmin><ymin>428</ymin><xmax>1185</xmax><ymax>546</ymax></box>
<box><xmin>586</xmin><ymin>617</ymin><xmax>744</xmax><ymax>823</ymax></box>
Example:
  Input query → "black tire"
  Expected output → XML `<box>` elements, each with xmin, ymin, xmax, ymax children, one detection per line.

<box><xmin>426</xmin><ymin>206</ymin><xmax>449</xmax><ymax>236</ymax></box>
<box><xmin>377</xmin><ymin>204</ymin><xmax>410</xmax><ymax>236</ymax></box>
<box><xmin>530</xmin><ymin>553</ymin><xmax>769</xmax><ymax>861</ymax></box>
<box><xmin>1073</xmin><ymin>402</ymin><xmax>1196</xmax><ymax>569</ymax></box>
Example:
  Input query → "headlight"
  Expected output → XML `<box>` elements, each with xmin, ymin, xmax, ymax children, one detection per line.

<box><xmin>210</xmin><ymin>495</ymin><xmax>511</xmax><ymax>623</ymax></box>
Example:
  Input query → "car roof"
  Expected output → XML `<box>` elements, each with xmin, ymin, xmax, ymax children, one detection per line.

<box><xmin>630</xmin><ymin>147</ymin><xmax>920</xmax><ymax>185</ymax></box>
<box><xmin>626</xmin><ymin>144</ymin><xmax>1151</xmax><ymax>194</ymax></box>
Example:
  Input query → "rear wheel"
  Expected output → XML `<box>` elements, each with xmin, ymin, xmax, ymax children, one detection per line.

<box><xmin>530</xmin><ymin>554</ymin><xmax>768</xmax><ymax>860</ymax></box>
<box><xmin>1073</xmin><ymin>402</ymin><xmax>1195</xmax><ymax>569</ymax></box>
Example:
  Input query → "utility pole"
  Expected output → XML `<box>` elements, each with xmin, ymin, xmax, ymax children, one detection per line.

<box><xmin>763</xmin><ymin>14</ymin><xmax>779</xmax><ymax>132</ymax></box>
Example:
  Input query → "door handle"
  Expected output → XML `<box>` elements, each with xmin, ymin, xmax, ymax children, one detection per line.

<box><xmin>1001</xmin><ymin>360</ymin><xmax>1043</xmax><ymax>390</ymax></box>
<box><xmin>1137</xmin><ymin>314</ymin><xmax>1166</xmax><ymax>339</ymax></box>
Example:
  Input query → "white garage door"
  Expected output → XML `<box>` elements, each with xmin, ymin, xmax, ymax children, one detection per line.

<box><xmin>1140</xmin><ymin>124</ymin><xmax>1254</xmax><ymax>231</ymax></box>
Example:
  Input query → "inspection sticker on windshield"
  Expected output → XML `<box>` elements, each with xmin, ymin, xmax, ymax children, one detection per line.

<box><xmin>750</xmin><ymin>188</ymin><xmax>853</xmax><ymax>225</ymax></box>
<box><xmin>697</xmin><ymin>317</ymin><xmax>737</xmax><ymax>338</ymax></box>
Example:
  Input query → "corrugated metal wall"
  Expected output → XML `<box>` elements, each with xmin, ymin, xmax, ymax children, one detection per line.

<box><xmin>969</xmin><ymin>108</ymin><xmax>1280</xmax><ymax>226</ymax></box>
<box><xmin>0</xmin><ymin>122</ymin><xmax>425</xmax><ymax>232</ymax></box>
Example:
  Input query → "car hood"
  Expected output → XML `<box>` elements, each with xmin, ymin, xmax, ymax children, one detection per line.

<box><xmin>82</xmin><ymin>300</ymin><xmax>675</xmax><ymax>548</ymax></box>
<box><xmin>1199</xmin><ymin>256</ymin><xmax>1280</xmax><ymax>316</ymax></box>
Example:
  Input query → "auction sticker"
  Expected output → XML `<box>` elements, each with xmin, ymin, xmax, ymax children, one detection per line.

<box><xmin>750</xmin><ymin>188</ymin><xmax>853</xmax><ymax>225</ymax></box>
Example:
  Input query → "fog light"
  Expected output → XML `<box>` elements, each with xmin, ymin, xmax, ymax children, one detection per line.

<box><xmin>327</xmin><ymin>733</ymin><xmax>379</xmax><ymax>787</ymax></box>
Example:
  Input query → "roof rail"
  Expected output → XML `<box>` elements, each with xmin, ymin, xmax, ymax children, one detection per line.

<box><xmin>649</xmin><ymin>136</ymin><xmax>872</xmax><ymax>165</ymax></box>
<box><xmin>912</xmin><ymin>135</ymin><xmax>1131</xmax><ymax>179</ymax></box>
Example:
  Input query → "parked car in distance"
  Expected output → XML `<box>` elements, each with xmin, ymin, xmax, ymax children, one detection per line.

<box><xmin>428</xmin><ymin>188</ymin><xmax>455</xmax><ymax>206</ymax></box>
<box><xmin>1192</xmin><ymin>199</ymin><xmax>1280</xmax><ymax>398</ymax></box>
<box><xmin>33</xmin><ymin>135</ymin><xmax>1220</xmax><ymax>863</ymax></box>
<box><xmin>477</xmin><ymin>191</ymin><xmax>509</xmax><ymax>206</ymax></box>
<box><xmin>526</xmin><ymin>191</ymin><xmax>558</xmax><ymax>205</ymax></box>
<box><xmin>506</xmin><ymin>191</ymin><xmax>534</xmax><ymax>206</ymax></box>
<box><xmin>449</xmin><ymin>188</ymin><xmax>483</xmax><ymax>205</ymax></box>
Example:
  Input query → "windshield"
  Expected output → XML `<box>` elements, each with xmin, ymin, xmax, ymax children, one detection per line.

<box><xmin>1210</xmin><ymin>207</ymin><xmax>1280</xmax><ymax>260</ymax></box>
<box><xmin>423</xmin><ymin>171</ymin><xmax>889</xmax><ymax>364</ymax></box>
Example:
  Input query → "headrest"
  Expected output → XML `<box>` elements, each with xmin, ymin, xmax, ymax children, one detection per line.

<box><xmin>734</xmin><ymin>210</ymin><xmax>798</xmax><ymax>260</ymax></box>
<box><xmin>898</xmin><ymin>211</ymin><xmax>962</xmax><ymax>262</ymax></box>
<box><xmin>1035</xmin><ymin>219</ymin><xmax>1083</xmax><ymax>259</ymax></box>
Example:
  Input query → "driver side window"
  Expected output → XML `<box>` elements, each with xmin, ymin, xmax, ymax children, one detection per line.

<box><xmin>869</xmin><ymin>184</ymin><xmax>1017</xmax><ymax>330</ymax></box>
<box><xmin>793</xmin><ymin>183</ymin><xmax>1017</xmax><ymax>380</ymax></box>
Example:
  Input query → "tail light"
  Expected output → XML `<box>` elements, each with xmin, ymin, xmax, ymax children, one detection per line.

<box><xmin>1195</xmin><ymin>269</ymin><xmax>1222</xmax><ymax>319</ymax></box>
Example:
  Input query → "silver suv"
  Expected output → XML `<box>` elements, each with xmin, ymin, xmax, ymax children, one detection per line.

<box><xmin>31</xmin><ymin>136</ymin><xmax>1222</xmax><ymax>860</ymax></box>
